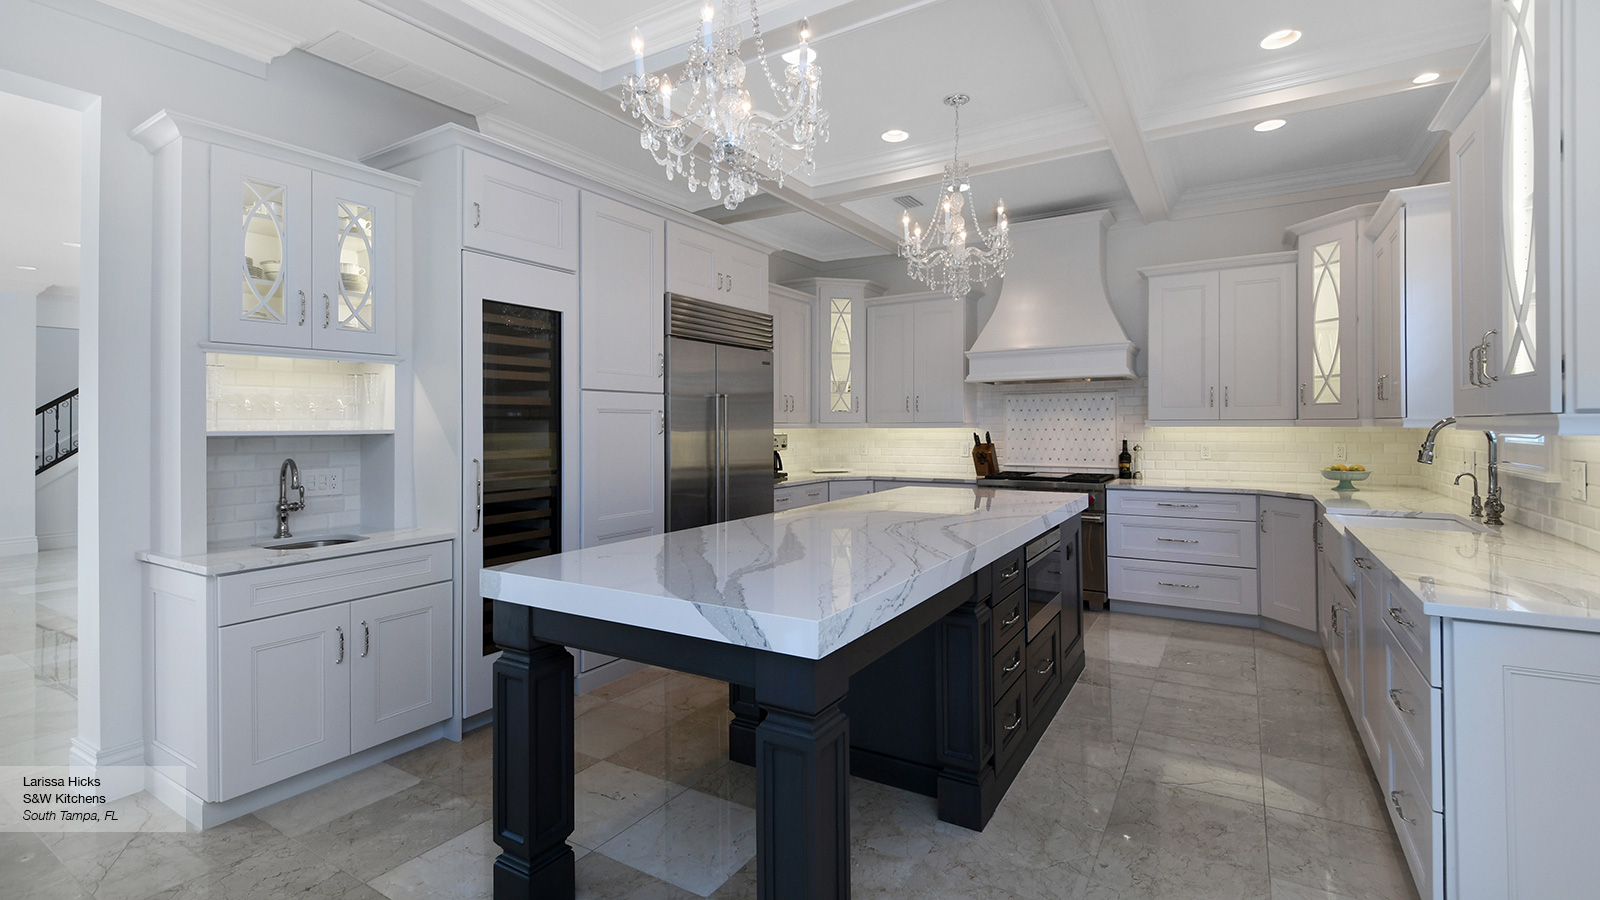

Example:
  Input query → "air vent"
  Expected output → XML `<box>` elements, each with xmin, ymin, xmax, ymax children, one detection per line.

<box><xmin>306</xmin><ymin>32</ymin><xmax>506</xmax><ymax>116</ymax></box>
<box><xmin>892</xmin><ymin>195</ymin><xmax>924</xmax><ymax>210</ymax></box>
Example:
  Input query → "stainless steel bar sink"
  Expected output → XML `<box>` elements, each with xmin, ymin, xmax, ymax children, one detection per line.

<box><xmin>257</xmin><ymin>534</ymin><xmax>368</xmax><ymax>551</ymax></box>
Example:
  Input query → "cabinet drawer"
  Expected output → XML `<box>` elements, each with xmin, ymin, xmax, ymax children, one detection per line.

<box><xmin>217</xmin><ymin>542</ymin><xmax>452</xmax><ymax>626</ymax></box>
<box><xmin>1107</xmin><ymin>490</ymin><xmax>1258</xmax><ymax>521</ymax></box>
<box><xmin>774</xmin><ymin>484</ymin><xmax>828</xmax><ymax>510</ymax></box>
<box><xmin>992</xmin><ymin>589</ymin><xmax>1025</xmax><ymax>649</ymax></box>
<box><xmin>1107</xmin><ymin>516</ymin><xmax>1258</xmax><ymax>567</ymax></box>
<box><xmin>1383</xmin><ymin>634</ymin><xmax>1442</xmax><ymax>811</ymax></box>
<box><xmin>1378</xmin><ymin>572</ymin><xmax>1437</xmax><ymax>686</ymax></box>
<box><xmin>992</xmin><ymin>546</ymin><xmax>1025</xmax><ymax>601</ymax></box>
<box><xmin>828</xmin><ymin>479</ymin><xmax>874</xmax><ymax>501</ymax></box>
<box><xmin>993</xmin><ymin>675</ymin><xmax>1028</xmax><ymax>772</ymax></box>
<box><xmin>1108</xmin><ymin>557</ymin><xmax>1260</xmax><ymax>615</ymax></box>
<box><xmin>992</xmin><ymin>629</ymin><xmax>1026</xmax><ymax>699</ymax></box>
<box><xmin>1025</xmin><ymin>618</ymin><xmax>1063</xmax><ymax>725</ymax></box>
<box><xmin>1385</xmin><ymin>730</ymin><xmax>1441</xmax><ymax>900</ymax></box>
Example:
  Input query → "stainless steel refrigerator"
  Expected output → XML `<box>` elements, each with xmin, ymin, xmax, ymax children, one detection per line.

<box><xmin>667</xmin><ymin>295</ymin><xmax>775</xmax><ymax>530</ymax></box>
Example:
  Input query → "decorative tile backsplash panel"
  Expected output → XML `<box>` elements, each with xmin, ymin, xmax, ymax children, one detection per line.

<box><xmin>1003</xmin><ymin>393</ymin><xmax>1118</xmax><ymax>470</ymax></box>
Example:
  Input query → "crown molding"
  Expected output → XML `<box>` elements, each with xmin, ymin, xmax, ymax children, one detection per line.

<box><xmin>1169</xmin><ymin>152</ymin><xmax>1427</xmax><ymax>215</ymax></box>
<box><xmin>93</xmin><ymin>0</ymin><xmax>303</xmax><ymax>64</ymax></box>
<box><xmin>1430</xmin><ymin>38</ymin><xmax>1491</xmax><ymax>132</ymax></box>
<box><xmin>476</xmin><ymin>114</ymin><xmax>696</xmax><ymax>211</ymax></box>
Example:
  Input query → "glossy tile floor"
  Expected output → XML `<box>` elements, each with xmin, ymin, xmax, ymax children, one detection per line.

<box><xmin>4</xmin><ymin>585</ymin><xmax>1418</xmax><ymax>899</ymax></box>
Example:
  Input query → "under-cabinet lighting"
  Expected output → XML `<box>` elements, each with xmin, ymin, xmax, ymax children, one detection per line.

<box><xmin>1260</xmin><ymin>29</ymin><xmax>1302</xmax><ymax>50</ymax></box>
<box><xmin>1254</xmin><ymin>118</ymin><xmax>1287</xmax><ymax>132</ymax></box>
<box><xmin>1413</xmin><ymin>72</ymin><xmax>1441</xmax><ymax>84</ymax></box>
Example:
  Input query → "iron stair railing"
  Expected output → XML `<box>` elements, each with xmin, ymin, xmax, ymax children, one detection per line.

<box><xmin>36</xmin><ymin>389</ymin><xmax>79</xmax><ymax>475</ymax></box>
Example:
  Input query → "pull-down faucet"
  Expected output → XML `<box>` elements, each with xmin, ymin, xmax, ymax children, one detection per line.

<box><xmin>276</xmin><ymin>458</ymin><xmax>306</xmax><ymax>539</ymax></box>
<box><xmin>1418</xmin><ymin>418</ymin><xmax>1503</xmax><ymax>526</ymax></box>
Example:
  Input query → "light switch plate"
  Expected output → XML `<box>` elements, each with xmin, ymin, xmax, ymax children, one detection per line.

<box><xmin>773</xmin><ymin>433</ymin><xmax>788</xmax><ymax>450</ymax></box>
<box><xmin>1570</xmin><ymin>461</ymin><xmax>1588</xmax><ymax>502</ymax></box>
<box><xmin>301</xmin><ymin>468</ymin><xmax>341</xmax><ymax>497</ymax></box>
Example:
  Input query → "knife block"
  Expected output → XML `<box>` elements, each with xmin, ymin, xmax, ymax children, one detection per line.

<box><xmin>972</xmin><ymin>442</ymin><xmax>998</xmax><ymax>476</ymax></box>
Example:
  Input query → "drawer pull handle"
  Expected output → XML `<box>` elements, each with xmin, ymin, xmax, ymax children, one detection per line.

<box><xmin>1003</xmin><ymin>655</ymin><xmax>1022</xmax><ymax>674</ymax></box>
<box><xmin>1036</xmin><ymin>659</ymin><xmax>1056</xmax><ymax>676</ymax></box>
<box><xmin>473</xmin><ymin>201</ymin><xmax>481</xmax><ymax>227</ymax></box>
<box><xmin>1003</xmin><ymin>715</ymin><xmax>1022</xmax><ymax>733</ymax></box>
<box><xmin>298</xmin><ymin>290</ymin><xmax>306</xmax><ymax>326</ymax></box>
<box><xmin>1002</xmin><ymin>610</ymin><xmax>1021</xmax><ymax>627</ymax></box>
<box><xmin>1389</xmin><ymin>790</ymin><xmax>1416</xmax><ymax>824</ymax></box>
<box><xmin>1000</xmin><ymin>565</ymin><xmax>1021</xmax><ymax>581</ymax></box>
<box><xmin>1354</xmin><ymin>556</ymin><xmax>1372</xmax><ymax>569</ymax></box>
<box><xmin>1156</xmin><ymin>502</ymin><xmax>1199</xmax><ymax>508</ymax></box>
<box><xmin>1330</xmin><ymin>604</ymin><xmax>1344</xmax><ymax>637</ymax></box>
<box><xmin>1158</xmin><ymin>581</ymin><xmax>1200</xmax><ymax>590</ymax></box>
<box><xmin>1389</xmin><ymin>688</ymin><xmax>1414</xmax><ymax>715</ymax></box>
<box><xmin>1156</xmin><ymin>537</ymin><xmax>1200</xmax><ymax>544</ymax></box>
<box><xmin>1389</xmin><ymin>607</ymin><xmax>1416</xmax><ymax>629</ymax></box>
<box><xmin>336</xmin><ymin>626</ymin><xmax>345</xmax><ymax>664</ymax></box>
<box><xmin>362</xmin><ymin>621</ymin><xmax>370</xmax><ymax>657</ymax></box>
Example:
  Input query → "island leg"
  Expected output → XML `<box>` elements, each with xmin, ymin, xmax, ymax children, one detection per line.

<box><xmin>754</xmin><ymin>697</ymin><xmax>850</xmax><ymax>900</ymax></box>
<box><xmin>492</xmin><ymin>637</ymin><xmax>576</xmax><ymax>900</ymax></box>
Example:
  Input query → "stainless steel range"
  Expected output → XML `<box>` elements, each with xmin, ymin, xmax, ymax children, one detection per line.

<box><xmin>978</xmin><ymin>471</ymin><xmax>1112</xmax><ymax>611</ymax></box>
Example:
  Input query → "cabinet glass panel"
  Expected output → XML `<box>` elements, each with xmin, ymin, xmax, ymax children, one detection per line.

<box><xmin>1502</xmin><ymin>0</ymin><xmax>1537</xmax><ymax>376</ymax></box>
<box><xmin>1310</xmin><ymin>240</ymin><xmax>1343</xmax><ymax>405</ymax></box>
<box><xmin>828</xmin><ymin>295</ymin><xmax>852</xmax><ymax>412</ymax></box>
<box><xmin>335</xmin><ymin>202</ymin><xmax>375</xmax><ymax>334</ymax></box>
<box><xmin>241</xmin><ymin>179</ymin><xmax>288</xmax><ymax>324</ymax></box>
<box><xmin>481</xmin><ymin>300</ymin><xmax>562</xmax><ymax>654</ymax></box>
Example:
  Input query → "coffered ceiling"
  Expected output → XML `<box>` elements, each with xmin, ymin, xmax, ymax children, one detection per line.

<box><xmin>96</xmin><ymin>0</ymin><xmax>1486</xmax><ymax>261</ymax></box>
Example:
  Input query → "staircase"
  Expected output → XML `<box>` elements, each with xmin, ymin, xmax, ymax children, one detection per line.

<box><xmin>35</xmin><ymin>389</ymin><xmax>78</xmax><ymax>475</ymax></box>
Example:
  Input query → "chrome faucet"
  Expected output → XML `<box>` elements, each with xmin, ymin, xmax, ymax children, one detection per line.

<box><xmin>1418</xmin><ymin>419</ymin><xmax>1504</xmax><ymax>526</ymax></box>
<box><xmin>276</xmin><ymin>458</ymin><xmax>306</xmax><ymax>539</ymax></box>
<box><xmin>1454</xmin><ymin>472</ymin><xmax>1483</xmax><ymax>519</ymax></box>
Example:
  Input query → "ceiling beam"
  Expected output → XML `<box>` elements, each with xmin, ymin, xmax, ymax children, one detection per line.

<box><xmin>1036</xmin><ymin>0</ymin><xmax>1169</xmax><ymax>223</ymax></box>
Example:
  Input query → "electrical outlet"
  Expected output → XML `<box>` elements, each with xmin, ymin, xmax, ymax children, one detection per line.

<box><xmin>1333</xmin><ymin>443</ymin><xmax>1348</xmax><ymax>462</ymax></box>
<box><xmin>1570</xmin><ymin>461</ymin><xmax>1588</xmax><ymax>502</ymax></box>
<box><xmin>301</xmin><ymin>468</ymin><xmax>341</xmax><ymax>497</ymax></box>
<box><xmin>773</xmin><ymin>433</ymin><xmax>788</xmax><ymax>450</ymax></box>
<box><xmin>1200</xmin><ymin>444</ymin><xmax>1212</xmax><ymax>460</ymax></box>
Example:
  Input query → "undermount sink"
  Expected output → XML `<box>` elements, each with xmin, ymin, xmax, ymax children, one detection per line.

<box><xmin>258</xmin><ymin>533</ymin><xmax>368</xmax><ymax>550</ymax></box>
<box><xmin>1331</xmin><ymin>513</ymin><xmax>1490</xmax><ymax>534</ymax></box>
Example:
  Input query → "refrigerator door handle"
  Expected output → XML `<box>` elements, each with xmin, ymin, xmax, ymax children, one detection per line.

<box><xmin>711</xmin><ymin>393</ymin><xmax>722</xmax><ymax>523</ymax></box>
<box><xmin>719</xmin><ymin>393</ymin><xmax>732</xmax><ymax>521</ymax></box>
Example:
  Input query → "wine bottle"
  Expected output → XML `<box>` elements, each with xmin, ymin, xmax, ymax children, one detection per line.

<box><xmin>1118</xmin><ymin>439</ymin><xmax>1133</xmax><ymax>480</ymax></box>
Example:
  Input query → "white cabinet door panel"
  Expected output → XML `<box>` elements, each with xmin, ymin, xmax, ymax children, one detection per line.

<box><xmin>665</xmin><ymin>223</ymin><xmax>720</xmax><ymax>299</ymax></box>
<box><xmin>1107</xmin><ymin>517</ymin><xmax>1258</xmax><ymax>567</ymax></box>
<box><xmin>350</xmin><ymin>583</ymin><xmax>452</xmax><ymax>753</ymax></box>
<box><xmin>581</xmin><ymin>194</ymin><xmax>664</xmax><ymax>393</ymax></box>
<box><xmin>1297</xmin><ymin>220</ymin><xmax>1360</xmax><ymax>419</ymax></box>
<box><xmin>1219</xmin><ymin>264</ymin><xmax>1297</xmax><ymax>420</ymax></box>
<box><xmin>1146</xmin><ymin>272</ymin><xmax>1219</xmax><ymax>420</ymax></box>
<box><xmin>310</xmin><ymin>173</ymin><xmax>397</xmax><ymax>355</ymax></box>
<box><xmin>1106</xmin><ymin>490</ymin><xmax>1258</xmax><ymax>521</ymax></box>
<box><xmin>209</xmin><ymin>147</ymin><xmax>314</xmax><ymax>349</ymax></box>
<box><xmin>721</xmin><ymin>242</ymin><xmax>768</xmax><ymax>313</ymax></box>
<box><xmin>772</xmin><ymin>291</ymin><xmax>811</xmax><ymax>422</ymax></box>
<box><xmin>580</xmin><ymin>391</ymin><xmax>665</xmax><ymax>546</ymax></box>
<box><xmin>1259</xmin><ymin>496</ymin><xmax>1316</xmax><ymax>631</ymax></box>
<box><xmin>462</xmin><ymin>152</ymin><xmax>579</xmax><ymax>270</ymax></box>
<box><xmin>912</xmin><ymin>300</ymin><xmax>966</xmax><ymax>423</ymax></box>
<box><xmin>1107</xmin><ymin>557</ymin><xmax>1259</xmax><ymax>615</ymax></box>
<box><xmin>866</xmin><ymin>303</ymin><xmax>913</xmax><ymax>423</ymax></box>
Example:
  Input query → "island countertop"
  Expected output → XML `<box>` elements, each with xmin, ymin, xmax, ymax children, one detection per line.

<box><xmin>482</xmin><ymin>486</ymin><xmax>1087</xmax><ymax>660</ymax></box>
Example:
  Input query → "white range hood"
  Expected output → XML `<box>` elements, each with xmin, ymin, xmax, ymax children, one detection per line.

<box><xmin>965</xmin><ymin>209</ymin><xmax>1139</xmax><ymax>383</ymax></box>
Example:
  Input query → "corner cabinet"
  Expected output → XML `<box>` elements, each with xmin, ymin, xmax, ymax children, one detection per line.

<box><xmin>1287</xmin><ymin>205</ymin><xmax>1373</xmax><ymax>420</ymax></box>
<box><xmin>786</xmin><ymin>278</ymin><xmax>886</xmax><ymax>424</ymax></box>
<box><xmin>771</xmin><ymin>284</ymin><xmax>812</xmax><ymax>424</ymax></box>
<box><xmin>864</xmin><ymin>292</ymin><xmax>976</xmax><ymax>425</ymax></box>
<box><xmin>1366</xmin><ymin>185</ymin><xmax>1454</xmax><ymax>425</ymax></box>
<box><xmin>666</xmin><ymin>222</ymin><xmax>769</xmax><ymax>313</ymax></box>
<box><xmin>1141</xmin><ymin>255</ymin><xmax>1298</xmax><ymax>423</ymax></box>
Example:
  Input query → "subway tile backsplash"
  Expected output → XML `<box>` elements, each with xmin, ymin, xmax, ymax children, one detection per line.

<box><xmin>207</xmin><ymin>435</ymin><xmax>363</xmax><ymax>545</ymax></box>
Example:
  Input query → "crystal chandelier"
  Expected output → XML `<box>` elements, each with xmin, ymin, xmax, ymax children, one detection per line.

<box><xmin>622</xmin><ymin>1</ymin><xmax>826</xmax><ymax>210</ymax></box>
<box><xmin>899</xmin><ymin>94</ymin><xmax>1011</xmax><ymax>296</ymax></box>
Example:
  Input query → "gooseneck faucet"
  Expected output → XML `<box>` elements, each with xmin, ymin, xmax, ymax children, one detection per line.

<box><xmin>276</xmin><ymin>458</ymin><xmax>306</xmax><ymax>539</ymax></box>
<box><xmin>1454</xmin><ymin>472</ymin><xmax>1483</xmax><ymax>519</ymax></box>
<box><xmin>1418</xmin><ymin>418</ymin><xmax>1504</xmax><ymax>526</ymax></box>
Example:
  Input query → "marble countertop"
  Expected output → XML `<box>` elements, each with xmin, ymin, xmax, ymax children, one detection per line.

<box><xmin>138</xmin><ymin>527</ymin><xmax>457</xmax><ymax>576</ymax></box>
<box><xmin>776</xmin><ymin>472</ymin><xmax>980</xmax><ymax>489</ymax></box>
<box><xmin>484</xmin><ymin>487</ymin><xmax>1088</xmax><ymax>660</ymax></box>
<box><xmin>1110</xmin><ymin>476</ymin><xmax>1462</xmax><ymax>515</ymax></box>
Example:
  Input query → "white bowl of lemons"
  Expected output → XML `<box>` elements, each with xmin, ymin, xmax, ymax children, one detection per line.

<box><xmin>1322</xmin><ymin>464</ymin><xmax>1371</xmax><ymax>492</ymax></box>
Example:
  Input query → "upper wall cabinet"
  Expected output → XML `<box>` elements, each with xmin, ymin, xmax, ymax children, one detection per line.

<box><xmin>864</xmin><ymin>292</ymin><xmax>976</xmax><ymax>425</ymax></box>
<box><xmin>209</xmin><ymin>148</ymin><xmax>401</xmax><ymax>356</ymax></box>
<box><xmin>786</xmin><ymin>278</ymin><xmax>885</xmax><ymax>424</ymax></box>
<box><xmin>1142</xmin><ymin>255</ymin><xmax>1298</xmax><ymax>424</ymax></box>
<box><xmin>462</xmin><ymin>151</ymin><xmax>578</xmax><ymax>272</ymax></box>
<box><xmin>666</xmin><ymin>223</ymin><xmax>770</xmax><ymax>313</ymax></box>
<box><xmin>771</xmin><ymin>285</ymin><xmax>812</xmax><ymax>424</ymax></box>
<box><xmin>1288</xmin><ymin>206</ymin><xmax>1372</xmax><ymax>421</ymax></box>
<box><xmin>580</xmin><ymin>193</ymin><xmax>664</xmax><ymax>393</ymax></box>
<box><xmin>1365</xmin><ymin>184</ymin><xmax>1454</xmax><ymax>425</ymax></box>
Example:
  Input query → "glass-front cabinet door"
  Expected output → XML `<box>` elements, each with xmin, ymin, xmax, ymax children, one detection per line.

<box><xmin>311</xmin><ymin>173</ymin><xmax>396</xmax><ymax>355</ymax></box>
<box><xmin>1295</xmin><ymin>219</ymin><xmax>1360</xmax><ymax>420</ymax></box>
<box><xmin>210</xmin><ymin>148</ymin><xmax>312</xmax><ymax>348</ymax></box>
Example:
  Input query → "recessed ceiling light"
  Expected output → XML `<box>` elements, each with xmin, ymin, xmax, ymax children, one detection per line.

<box><xmin>62</xmin><ymin>241</ymin><xmax>80</xmax><ymax>248</ymax></box>
<box><xmin>881</xmin><ymin>129</ymin><xmax>909</xmax><ymax>143</ymax></box>
<box><xmin>1413</xmin><ymin>72</ymin><xmax>1441</xmax><ymax>84</ymax></box>
<box><xmin>1254</xmin><ymin>118</ymin><xmax>1287</xmax><ymax>132</ymax></box>
<box><xmin>1260</xmin><ymin>29</ymin><xmax>1302</xmax><ymax>50</ymax></box>
<box><xmin>16</xmin><ymin>265</ymin><xmax>39</xmax><ymax>271</ymax></box>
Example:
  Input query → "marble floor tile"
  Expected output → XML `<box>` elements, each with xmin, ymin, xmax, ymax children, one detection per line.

<box><xmin>1139</xmin><ymin>682</ymin><xmax>1261</xmax><ymax>754</ymax></box>
<box><xmin>1099</xmin><ymin>630</ymin><xmax>1170</xmax><ymax>668</ymax></box>
<box><xmin>686</xmin><ymin>761</ymin><xmax>757</xmax><ymax>810</ymax></box>
<box><xmin>610</xmin><ymin>671</ymin><xmax>729</xmax><ymax>726</ymax></box>
<box><xmin>1158</xmin><ymin>641</ymin><xmax>1259</xmax><ymax>683</ymax></box>
<box><xmin>1039</xmin><ymin>705</ymin><xmax>1139</xmax><ymax>773</ymax></box>
<box><xmin>151</xmin><ymin>834</ymin><xmax>386</xmax><ymax>900</ymax></box>
<box><xmin>0</xmin><ymin>829</ymin><xmax>91</xmax><ymax>900</ymax></box>
<box><xmin>572</xmin><ymin>851</ymin><xmax>699</xmax><ymax>900</ymax></box>
<box><xmin>295</xmin><ymin>783</ymin><xmax>490</xmax><ymax>883</ymax></box>
<box><xmin>1259</xmin><ymin>711</ymin><xmax>1369</xmax><ymax>774</ymax></box>
<box><xmin>1087</xmin><ymin>780</ymin><xmax>1272</xmax><ymax>900</ymax></box>
<box><xmin>1258</xmin><ymin>686</ymin><xmax>1344</xmax><ymax>722</ymax></box>
<box><xmin>386</xmin><ymin>726</ymin><xmax>493</xmax><ymax>805</ymax></box>
<box><xmin>1262</xmin><ymin>755</ymin><xmax>1388</xmax><ymax>831</ymax></box>
<box><xmin>1265</xmin><ymin>807</ymin><xmax>1419</xmax><ymax>900</ymax></box>
<box><xmin>1123</xmin><ymin>730</ymin><xmax>1265</xmax><ymax>805</ymax></box>
<box><xmin>574</xmin><ymin>699</ymin><xmax>671</xmax><ymax>759</ymax></box>
<box><xmin>585</xmin><ymin>667</ymin><xmax>668</xmax><ymax>701</ymax></box>
<box><xmin>1155</xmin><ymin>661</ymin><xmax>1260</xmax><ymax>696</ymax></box>
<box><xmin>1061</xmin><ymin>682</ymin><xmax>1152</xmax><ymax>734</ymax></box>
<box><xmin>43</xmin><ymin>814</ymin><xmax>287</xmax><ymax>900</ymax></box>
<box><xmin>594</xmin><ymin>788</ymin><xmax>757</xmax><ymax>897</ymax></box>
<box><xmin>706</xmin><ymin>857</ymin><xmax>756</xmax><ymax>900</ymax></box>
<box><xmin>1268</xmin><ymin>876</ymin><xmax>1363</xmax><ymax>899</ymax></box>
<box><xmin>366</xmin><ymin>820</ymin><xmax>495</xmax><ymax>900</ymax></box>
<box><xmin>604</xmin><ymin>704</ymin><xmax>730</xmax><ymax>786</ymax></box>
<box><xmin>571</xmin><ymin>760</ymin><xmax>689</xmax><ymax>850</ymax></box>
<box><xmin>1166</xmin><ymin>620</ymin><xmax>1258</xmax><ymax>647</ymax></box>
<box><xmin>255</xmin><ymin>764</ymin><xmax>421</xmax><ymax>837</ymax></box>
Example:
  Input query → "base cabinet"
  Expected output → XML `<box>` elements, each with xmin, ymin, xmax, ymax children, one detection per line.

<box><xmin>1259</xmin><ymin>497</ymin><xmax>1316</xmax><ymax>631</ymax></box>
<box><xmin>1107</xmin><ymin>490</ymin><xmax>1261</xmax><ymax>615</ymax></box>
<box><xmin>580</xmin><ymin>391</ymin><xmax>665</xmax><ymax>546</ymax></box>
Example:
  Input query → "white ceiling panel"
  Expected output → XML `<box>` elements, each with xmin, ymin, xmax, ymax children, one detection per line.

<box><xmin>840</xmin><ymin>151</ymin><xmax>1131</xmax><ymax>232</ymax></box>
<box><xmin>0</xmin><ymin>91</ymin><xmax>81</xmax><ymax>293</ymax></box>
<box><xmin>1149</xmin><ymin>84</ymin><xmax>1451</xmax><ymax>210</ymax></box>
<box><xmin>727</xmin><ymin>211</ymin><xmax>884</xmax><ymax>261</ymax></box>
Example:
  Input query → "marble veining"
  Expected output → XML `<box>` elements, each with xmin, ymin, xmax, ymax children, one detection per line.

<box><xmin>484</xmin><ymin>487</ymin><xmax>1086</xmax><ymax>659</ymax></box>
<box><xmin>138</xmin><ymin>527</ymin><xmax>457</xmax><ymax>576</ymax></box>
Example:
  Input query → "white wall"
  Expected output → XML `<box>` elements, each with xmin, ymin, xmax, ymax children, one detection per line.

<box><xmin>36</xmin><ymin>324</ymin><xmax>77</xmax><ymax>405</ymax></box>
<box><xmin>0</xmin><ymin>291</ymin><xmax>38</xmax><ymax>556</ymax></box>
<box><xmin>36</xmin><ymin>461</ymin><xmax>76</xmax><ymax>550</ymax></box>
<box><xmin>0</xmin><ymin>2</ymin><xmax>471</xmax><ymax>777</ymax></box>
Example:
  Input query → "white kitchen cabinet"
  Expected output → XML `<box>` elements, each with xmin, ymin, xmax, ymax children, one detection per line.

<box><xmin>1259</xmin><ymin>496</ymin><xmax>1316</xmax><ymax>633</ymax></box>
<box><xmin>865</xmin><ymin>292</ymin><xmax>975</xmax><ymax>425</ymax></box>
<box><xmin>1142</xmin><ymin>255</ymin><xmax>1297</xmax><ymax>423</ymax></box>
<box><xmin>787</xmin><ymin>278</ymin><xmax>885</xmax><ymax>424</ymax></box>
<box><xmin>580</xmin><ymin>390</ymin><xmax>665</xmax><ymax>546</ymax></box>
<box><xmin>348</xmin><ymin>583</ymin><xmax>454</xmax><ymax>754</ymax></box>
<box><xmin>774</xmin><ymin>482</ymin><xmax>828</xmax><ymax>510</ymax></box>
<box><xmin>1106</xmin><ymin>490</ymin><xmax>1260</xmax><ymax>616</ymax></box>
<box><xmin>1355</xmin><ymin>557</ymin><xmax>1388</xmax><ymax>767</ymax></box>
<box><xmin>666</xmin><ymin>222</ymin><xmax>770</xmax><ymax>313</ymax></box>
<box><xmin>771</xmin><ymin>285</ymin><xmax>812</xmax><ymax>423</ymax></box>
<box><xmin>1288</xmin><ymin>207</ymin><xmax>1370</xmax><ymax>420</ymax></box>
<box><xmin>581</xmin><ymin>193</ymin><xmax>664</xmax><ymax>393</ymax></box>
<box><xmin>462</xmin><ymin>150</ymin><xmax>579</xmax><ymax>271</ymax></box>
<box><xmin>1365</xmin><ymin>185</ymin><xmax>1454</xmax><ymax>425</ymax></box>
<box><xmin>1321</xmin><ymin>552</ymin><xmax>1357</xmax><ymax>703</ymax></box>
<box><xmin>207</xmin><ymin>147</ymin><xmax>403</xmax><ymax>356</ymax></box>
<box><xmin>828</xmin><ymin>479</ymin><xmax>874</xmax><ymax>501</ymax></box>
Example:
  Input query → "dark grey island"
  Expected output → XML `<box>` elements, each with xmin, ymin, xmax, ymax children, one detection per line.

<box><xmin>481</xmin><ymin>487</ymin><xmax>1088</xmax><ymax>899</ymax></box>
